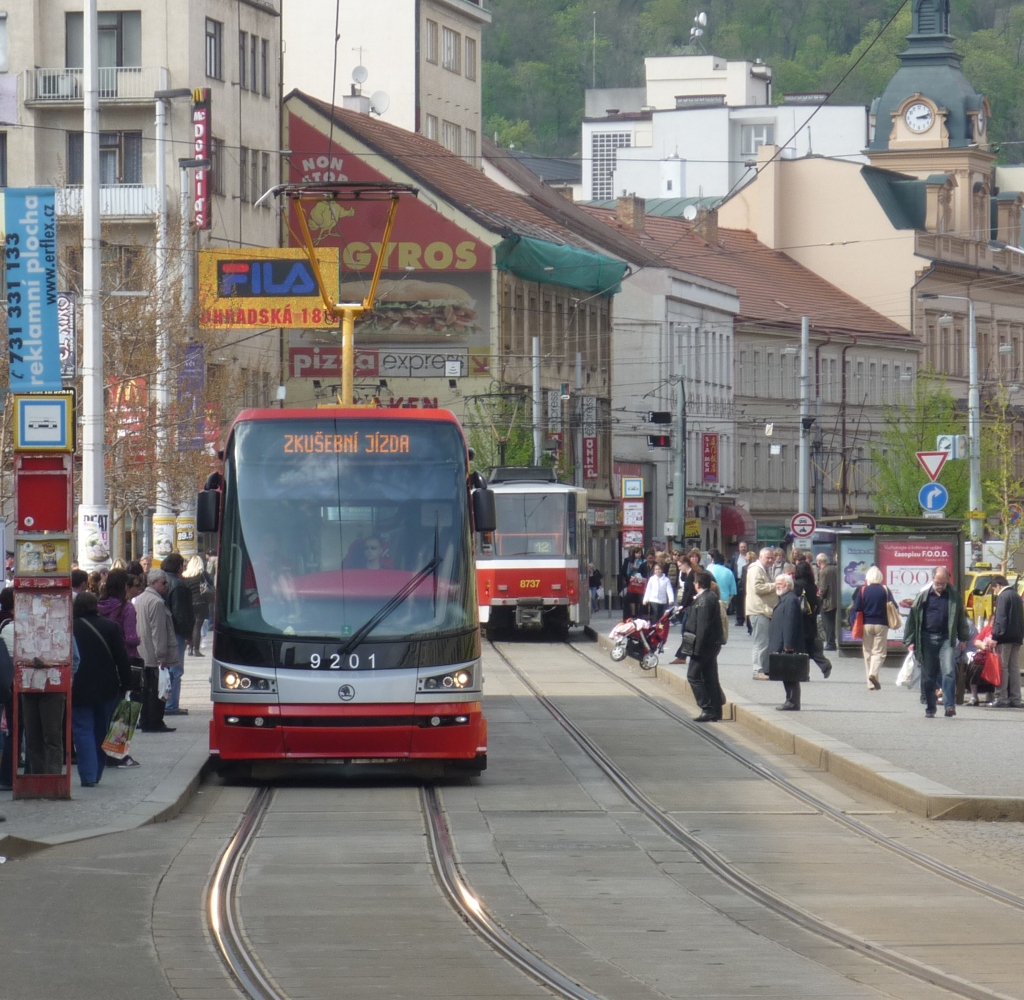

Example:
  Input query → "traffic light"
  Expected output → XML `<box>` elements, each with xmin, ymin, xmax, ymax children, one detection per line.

<box><xmin>647</xmin><ymin>434</ymin><xmax>671</xmax><ymax>448</ymax></box>
<box><xmin>648</xmin><ymin>411</ymin><xmax>672</xmax><ymax>424</ymax></box>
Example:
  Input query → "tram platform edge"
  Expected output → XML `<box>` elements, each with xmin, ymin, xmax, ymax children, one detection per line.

<box><xmin>580</xmin><ymin>621</ymin><xmax>1024</xmax><ymax>822</ymax></box>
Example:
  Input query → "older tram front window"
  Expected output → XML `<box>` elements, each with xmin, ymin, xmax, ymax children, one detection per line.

<box><xmin>219</xmin><ymin>419</ymin><xmax>473</xmax><ymax>642</ymax></box>
<box><xmin>485</xmin><ymin>493</ymin><xmax>574</xmax><ymax>558</ymax></box>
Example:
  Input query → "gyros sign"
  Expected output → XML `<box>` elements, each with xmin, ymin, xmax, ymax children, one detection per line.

<box><xmin>290</xmin><ymin>347</ymin><xmax>466</xmax><ymax>379</ymax></box>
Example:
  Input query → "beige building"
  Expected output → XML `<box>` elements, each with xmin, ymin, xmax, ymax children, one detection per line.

<box><xmin>282</xmin><ymin>0</ymin><xmax>488</xmax><ymax>162</ymax></box>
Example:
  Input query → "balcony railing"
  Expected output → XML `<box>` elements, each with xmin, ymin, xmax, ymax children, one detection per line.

<box><xmin>57</xmin><ymin>185</ymin><xmax>158</xmax><ymax>218</ymax></box>
<box><xmin>24</xmin><ymin>66</ymin><xmax>168</xmax><ymax>104</ymax></box>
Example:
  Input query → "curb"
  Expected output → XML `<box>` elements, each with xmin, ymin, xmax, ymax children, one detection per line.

<box><xmin>0</xmin><ymin>740</ymin><xmax>213</xmax><ymax>858</ymax></box>
<box><xmin>585</xmin><ymin>627</ymin><xmax>1024</xmax><ymax>822</ymax></box>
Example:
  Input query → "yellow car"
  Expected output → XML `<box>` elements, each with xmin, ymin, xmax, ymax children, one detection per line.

<box><xmin>964</xmin><ymin>565</ymin><xmax>1019</xmax><ymax>620</ymax></box>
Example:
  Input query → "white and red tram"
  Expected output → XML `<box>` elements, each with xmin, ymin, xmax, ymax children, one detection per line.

<box><xmin>476</xmin><ymin>468</ymin><xmax>590</xmax><ymax>638</ymax></box>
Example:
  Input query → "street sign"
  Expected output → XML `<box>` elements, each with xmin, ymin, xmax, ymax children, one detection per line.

<box><xmin>13</xmin><ymin>393</ymin><xmax>75</xmax><ymax>452</ymax></box>
<box><xmin>965</xmin><ymin>509</ymin><xmax>987</xmax><ymax>520</ymax></box>
<box><xmin>621</xmin><ymin>477</ymin><xmax>644</xmax><ymax>498</ymax></box>
<box><xmin>1008</xmin><ymin>503</ymin><xmax>1023</xmax><ymax>526</ymax></box>
<box><xmin>918</xmin><ymin>482</ymin><xmax>949</xmax><ymax>513</ymax></box>
<box><xmin>916</xmin><ymin>451</ymin><xmax>949</xmax><ymax>482</ymax></box>
<box><xmin>790</xmin><ymin>512</ymin><xmax>816</xmax><ymax>538</ymax></box>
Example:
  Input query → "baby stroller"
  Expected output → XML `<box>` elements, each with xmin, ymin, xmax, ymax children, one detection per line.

<box><xmin>608</xmin><ymin>607</ymin><xmax>682</xmax><ymax>670</ymax></box>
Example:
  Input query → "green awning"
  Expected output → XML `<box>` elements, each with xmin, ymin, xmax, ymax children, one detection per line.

<box><xmin>495</xmin><ymin>235</ymin><xmax>627</xmax><ymax>296</ymax></box>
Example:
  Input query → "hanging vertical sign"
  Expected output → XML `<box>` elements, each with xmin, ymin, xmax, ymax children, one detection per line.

<box><xmin>57</xmin><ymin>292</ymin><xmax>76</xmax><ymax>381</ymax></box>
<box><xmin>701</xmin><ymin>432</ymin><xmax>719</xmax><ymax>483</ymax></box>
<box><xmin>3</xmin><ymin>188</ymin><xmax>61</xmax><ymax>391</ymax></box>
<box><xmin>192</xmin><ymin>88</ymin><xmax>212</xmax><ymax>231</ymax></box>
<box><xmin>177</xmin><ymin>342</ymin><xmax>205</xmax><ymax>451</ymax></box>
<box><xmin>582</xmin><ymin>395</ymin><xmax>598</xmax><ymax>481</ymax></box>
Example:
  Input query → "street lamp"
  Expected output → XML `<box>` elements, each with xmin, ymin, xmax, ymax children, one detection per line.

<box><xmin>919</xmin><ymin>292</ymin><xmax>982</xmax><ymax>542</ymax></box>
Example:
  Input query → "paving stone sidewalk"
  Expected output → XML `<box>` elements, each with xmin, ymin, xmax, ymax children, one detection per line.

<box><xmin>588</xmin><ymin>608</ymin><xmax>1024</xmax><ymax>800</ymax></box>
<box><xmin>0</xmin><ymin>651</ymin><xmax>212</xmax><ymax>849</ymax></box>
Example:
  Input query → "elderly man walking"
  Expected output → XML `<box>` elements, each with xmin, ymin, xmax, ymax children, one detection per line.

<box><xmin>988</xmin><ymin>575</ymin><xmax>1024</xmax><ymax>708</ymax></box>
<box><xmin>746</xmin><ymin>547</ymin><xmax>778</xmax><ymax>680</ymax></box>
<box><xmin>135</xmin><ymin>569</ymin><xmax>179</xmax><ymax>733</ymax></box>
<box><xmin>815</xmin><ymin>553</ymin><xmax>838</xmax><ymax>650</ymax></box>
<box><xmin>904</xmin><ymin>567</ymin><xmax>970</xmax><ymax>718</ymax></box>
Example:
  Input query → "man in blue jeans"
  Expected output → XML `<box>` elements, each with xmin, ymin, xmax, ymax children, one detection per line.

<box><xmin>903</xmin><ymin>567</ymin><xmax>970</xmax><ymax>718</ymax></box>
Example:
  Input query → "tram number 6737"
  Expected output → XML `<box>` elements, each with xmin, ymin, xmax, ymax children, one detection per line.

<box><xmin>309</xmin><ymin>652</ymin><xmax>377</xmax><ymax>670</ymax></box>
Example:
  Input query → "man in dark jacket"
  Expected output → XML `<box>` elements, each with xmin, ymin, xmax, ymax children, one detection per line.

<box><xmin>685</xmin><ymin>571</ymin><xmax>725</xmax><ymax>722</ymax></box>
<box><xmin>903</xmin><ymin>567</ymin><xmax>970</xmax><ymax>718</ymax></box>
<box><xmin>815</xmin><ymin>553</ymin><xmax>838</xmax><ymax>650</ymax></box>
<box><xmin>989</xmin><ymin>575</ymin><xmax>1023</xmax><ymax>708</ymax></box>
<box><xmin>72</xmin><ymin>591</ymin><xmax>132</xmax><ymax>787</ymax></box>
<box><xmin>767</xmin><ymin>573</ymin><xmax>804</xmax><ymax>711</ymax></box>
<box><xmin>162</xmin><ymin>553</ymin><xmax>195</xmax><ymax>715</ymax></box>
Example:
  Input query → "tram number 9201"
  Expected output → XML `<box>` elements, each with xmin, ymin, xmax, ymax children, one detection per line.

<box><xmin>309</xmin><ymin>652</ymin><xmax>376</xmax><ymax>670</ymax></box>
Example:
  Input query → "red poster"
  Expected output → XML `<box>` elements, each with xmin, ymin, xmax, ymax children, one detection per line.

<box><xmin>192</xmin><ymin>89</ymin><xmax>211</xmax><ymax>231</ymax></box>
<box><xmin>701</xmin><ymin>433</ymin><xmax>719</xmax><ymax>483</ymax></box>
<box><xmin>583</xmin><ymin>436</ymin><xmax>598</xmax><ymax>480</ymax></box>
<box><xmin>876</xmin><ymin>538</ymin><xmax>956</xmax><ymax>644</ymax></box>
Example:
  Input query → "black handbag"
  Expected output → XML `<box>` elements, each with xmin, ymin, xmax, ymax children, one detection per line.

<box><xmin>676</xmin><ymin>631</ymin><xmax>697</xmax><ymax>658</ymax></box>
<box><xmin>768</xmin><ymin>651</ymin><xmax>810</xmax><ymax>683</ymax></box>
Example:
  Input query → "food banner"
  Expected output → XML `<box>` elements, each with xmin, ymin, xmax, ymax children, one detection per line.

<box><xmin>701</xmin><ymin>433</ymin><xmax>719</xmax><ymax>483</ymax></box>
<box><xmin>876</xmin><ymin>537</ymin><xmax>957</xmax><ymax>647</ymax></box>
<box><xmin>176</xmin><ymin>514</ymin><xmax>198</xmax><ymax>558</ymax></box>
<box><xmin>838</xmin><ymin>535</ymin><xmax>875</xmax><ymax>645</ymax></box>
<box><xmin>78</xmin><ymin>505</ymin><xmax>111</xmax><ymax>572</ymax></box>
<box><xmin>287</xmin><ymin>112</ymin><xmax>492</xmax><ymax>372</ymax></box>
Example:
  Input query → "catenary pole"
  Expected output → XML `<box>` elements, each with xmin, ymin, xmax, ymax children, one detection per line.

<box><xmin>155</xmin><ymin>94</ymin><xmax>171</xmax><ymax>515</ymax></box>
<box><xmin>798</xmin><ymin>316</ymin><xmax>810</xmax><ymax>514</ymax></box>
<box><xmin>673</xmin><ymin>364</ymin><xmax>686</xmax><ymax>545</ymax></box>
<box><xmin>532</xmin><ymin>336</ymin><xmax>542</xmax><ymax>465</ymax></box>
<box><xmin>81</xmin><ymin>0</ymin><xmax>104</xmax><ymax>508</ymax></box>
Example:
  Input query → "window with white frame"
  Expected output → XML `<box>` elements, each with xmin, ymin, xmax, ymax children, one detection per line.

<box><xmin>441</xmin><ymin>120</ymin><xmax>461</xmax><ymax>156</ymax></box>
<box><xmin>239</xmin><ymin>30</ymin><xmax>248</xmax><ymax>90</ymax></box>
<box><xmin>442</xmin><ymin>27</ymin><xmax>461</xmax><ymax>72</ymax></box>
<box><xmin>425</xmin><ymin>20</ymin><xmax>438</xmax><ymax>64</ymax></box>
<box><xmin>261</xmin><ymin>151</ymin><xmax>270</xmax><ymax>207</ymax></box>
<box><xmin>590</xmin><ymin>131</ymin><xmax>631</xmax><ymax>200</ymax></box>
<box><xmin>262</xmin><ymin>38</ymin><xmax>270</xmax><ymax>96</ymax></box>
<box><xmin>206</xmin><ymin>18</ymin><xmax>223</xmax><ymax>79</ymax></box>
<box><xmin>425</xmin><ymin>114</ymin><xmax>438</xmax><ymax>141</ymax></box>
<box><xmin>740</xmin><ymin>122</ymin><xmax>774</xmax><ymax>156</ymax></box>
<box><xmin>0</xmin><ymin>14</ymin><xmax>8</xmax><ymax>74</ymax></box>
<box><xmin>239</xmin><ymin>146</ymin><xmax>249</xmax><ymax>202</ymax></box>
<box><xmin>464</xmin><ymin>128</ymin><xmax>477</xmax><ymax>163</ymax></box>
<box><xmin>465</xmin><ymin>37</ymin><xmax>477</xmax><ymax>80</ymax></box>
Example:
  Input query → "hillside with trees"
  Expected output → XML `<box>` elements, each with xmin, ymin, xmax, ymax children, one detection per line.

<box><xmin>483</xmin><ymin>0</ymin><xmax>1024</xmax><ymax>158</ymax></box>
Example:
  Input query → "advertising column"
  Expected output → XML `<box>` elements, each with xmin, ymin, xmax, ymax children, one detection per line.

<box><xmin>876</xmin><ymin>537</ymin><xmax>957</xmax><ymax>647</ymax></box>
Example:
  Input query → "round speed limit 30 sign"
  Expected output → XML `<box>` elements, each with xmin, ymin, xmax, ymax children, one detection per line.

<box><xmin>790</xmin><ymin>512</ymin><xmax>816</xmax><ymax>539</ymax></box>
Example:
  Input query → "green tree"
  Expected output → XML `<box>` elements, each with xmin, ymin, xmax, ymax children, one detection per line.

<box><xmin>869</xmin><ymin>374</ymin><xmax>970</xmax><ymax>518</ymax></box>
<box><xmin>465</xmin><ymin>390</ymin><xmax>541</xmax><ymax>475</ymax></box>
<box><xmin>981</xmin><ymin>387</ymin><xmax>1024</xmax><ymax>571</ymax></box>
<box><xmin>484</xmin><ymin>115</ymin><xmax>540</xmax><ymax>150</ymax></box>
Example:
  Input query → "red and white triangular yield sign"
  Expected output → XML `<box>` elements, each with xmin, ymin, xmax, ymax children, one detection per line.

<box><xmin>916</xmin><ymin>451</ymin><xmax>949</xmax><ymax>482</ymax></box>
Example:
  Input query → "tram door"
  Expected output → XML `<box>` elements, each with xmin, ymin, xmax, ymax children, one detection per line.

<box><xmin>576</xmin><ymin>494</ymin><xmax>590</xmax><ymax>626</ymax></box>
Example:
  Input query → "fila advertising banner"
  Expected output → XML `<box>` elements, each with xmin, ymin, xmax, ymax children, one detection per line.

<box><xmin>285</xmin><ymin>112</ymin><xmax>493</xmax><ymax>381</ymax></box>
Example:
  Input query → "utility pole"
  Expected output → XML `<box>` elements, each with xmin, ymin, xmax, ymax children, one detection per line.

<box><xmin>798</xmin><ymin>316</ymin><xmax>810</xmax><ymax>514</ymax></box>
<box><xmin>813</xmin><ymin>393</ymin><xmax>824</xmax><ymax>519</ymax></box>
<box><xmin>81</xmin><ymin>0</ymin><xmax>103</xmax><ymax>513</ymax></box>
<box><xmin>673</xmin><ymin>365</ymin><xmax>687</xmax><ymax>545</ymax></box>
<box><xmin>574</xmin><ymin>351</ymin><xmax>583</xmax><ymax>488</ymax></box>
<box><xmin>532</xmin><ymin>335</ymin><xmax>542</xmax><ymax>465</ymax></box>
<box><xmin>592</xmin><ymin>12</ymin><xmax>597</xmax><ymax>88</ymax></box>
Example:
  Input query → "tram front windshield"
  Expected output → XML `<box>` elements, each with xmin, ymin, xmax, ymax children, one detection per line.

<box><xmin>220</xmin><ymin>419</ymin><xmax>473</xmax><ymax>642</ymax></box>
<box><xmin>485</xmin><ymin>493</ymin><xmax>575</xmax><ymax>558</ymax></box>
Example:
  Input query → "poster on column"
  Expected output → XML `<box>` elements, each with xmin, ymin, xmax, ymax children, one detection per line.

<box><xmin>877</xmin><ymin>537</ymin><xmax>957</xmax><ymax>647</ymax></box>
<box><xmin>78</xmin><ymin>506</ymin><xmax>111</xmax><ymax>572</ymax></box>
<box><xmin>838</xmin><ymin>535</ymin><xmax>875</xmax><ymax>645</ymax></box>
<box><xmin>176</xmin><ymin>514</ymin><xmax>198</xmax><ymax>558</ymax></box>
<box><xmin>153</xmin><ymin>514</ymin><xmax>177</xmax><ymax>562</ymax></box>
<box><xmin>3</xmin><ymin>187</ymin><xmax>62</xmax><ymax>391</ymax></box>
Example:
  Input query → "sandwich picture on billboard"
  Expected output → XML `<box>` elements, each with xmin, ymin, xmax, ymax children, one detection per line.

<box><xmin>340</xmin><ymin>278</ymin><xmax>480</xmax><ymax>342</ymax></box>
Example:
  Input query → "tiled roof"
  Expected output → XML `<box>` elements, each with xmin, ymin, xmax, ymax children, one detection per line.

<box><xmin>580</xmin><ymin>205</ymin><xmax>912</xmax><ymax>338</ymax></box>
<box><xmin>287</xmin><ymin>91</ymin><xmax>592</xmax><ymax>250</ymax></box>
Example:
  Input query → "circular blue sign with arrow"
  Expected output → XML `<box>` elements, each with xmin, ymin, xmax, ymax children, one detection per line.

<box><xmin>918</xmin><ymin>482</ymin><xmax>949</xmax><ymax>513</ymax></box>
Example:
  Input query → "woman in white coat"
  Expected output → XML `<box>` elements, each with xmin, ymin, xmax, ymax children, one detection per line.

<box><xmin>642</xmin><ymin>563</ymin><xmax>675</xmax><ymax>621</ymax></box>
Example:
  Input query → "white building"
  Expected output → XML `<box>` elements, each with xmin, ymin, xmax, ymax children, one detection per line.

<box><xmin>582</xmin><ymin>54</ymin><xmax>868</xmax><ymax>202</ymax></box>
<box><xmin>282</xmin><ymin>0</ymin><xmax>488</xmax><ymax>162</ymax></box>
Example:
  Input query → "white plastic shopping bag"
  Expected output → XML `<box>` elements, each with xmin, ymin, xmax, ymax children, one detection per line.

<box><xmin>895</xmin><ymin>651</ymin><xmax>919</xmax><ymax>689</ymax></box>
<box><xmin>158</xmin><ymin>665</ymin><xmax>171</xmax><ymax>701</ymax></box>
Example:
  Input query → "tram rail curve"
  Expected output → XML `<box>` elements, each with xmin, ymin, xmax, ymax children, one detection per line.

<box><xmin>207</xmin><ymin>783</ymin><xmax>605</xmax><ymax>1000</ymax></box>
<box><xmin>567</xmin><ymin>638</ymin><xmax>1024</xmax><ymax>913</ymax></box>
<box><xmin>491</xmin><ymin>638</ymin><xmax>1020</xmax><ymax>1000</ymax></box>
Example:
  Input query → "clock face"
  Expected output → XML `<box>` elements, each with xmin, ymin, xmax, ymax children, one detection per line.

<box><xmin>905</xmin><ymin>103</ymin><xmax>935</xmax><ymax>133</ymax></box>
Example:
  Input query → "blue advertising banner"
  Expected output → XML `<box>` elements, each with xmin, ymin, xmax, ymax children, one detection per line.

<box><xmin>177</xmin><ymin>342</ymin><xmax>205</xmax><ymax>451</ymax></box>
<box><xmin>4</xmin><ymin>188</ymin><xmax>61</xmax><ymax>391</ymax></box>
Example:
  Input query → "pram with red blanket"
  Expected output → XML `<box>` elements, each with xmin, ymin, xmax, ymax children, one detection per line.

<box><xmin>608</xmin><ymin>606</ymin><xmax>683</xmax><ymax>670</ymax></box>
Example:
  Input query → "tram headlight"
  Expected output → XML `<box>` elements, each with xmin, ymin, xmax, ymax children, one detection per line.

<box><xmin>418</xmin><ymin>666</ymin><xmax>477</xmax><ymax>692</ymax></box>
<box><xmin>220</xmin><ymin>667</ymin><xmax>274</xmax><ymax>692</ymax></box>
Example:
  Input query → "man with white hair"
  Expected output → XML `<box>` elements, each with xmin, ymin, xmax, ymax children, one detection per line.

<box><xmin>767</xmin><ymin>573</ymin><xmax>804</xmax><ymax>710</ymax></box>
<box><xmin>135</xmin><ymin>568</ymin><xmax>179</xmax><ymax>733</ymax></box>
<box><xmin>746</xmin><ymin>547</ymin><xmax>778</xmax><ymax>679</ymax></box>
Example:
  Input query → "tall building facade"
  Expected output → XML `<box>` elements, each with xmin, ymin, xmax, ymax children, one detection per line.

<box><xmin>282</xmin><ymin>0</ymin><xmax>487</xmax><ymax>162</ymax></box>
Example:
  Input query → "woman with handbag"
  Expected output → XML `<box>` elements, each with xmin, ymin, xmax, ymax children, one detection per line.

<box><xmin>619</xmin><ymin>547</ymin><xmax>648</xmax><ymax>621</ymax></box>
<box><xmin>72</xmin><ymin>591</ymin><xmax>133</xmax><ymax>788</ymax></box>
<box><xmin>794</xmin><ymin>561</ymin><xmax>832</xmax><ymax>680</ymax></box>
<box><xmin>849</xmin><ymin>566</ymin><xmax>897</xmax><ymax>690</ymax></box>
<box><xmin>767</xmin><ymin>574</ymin><xmax>805</xmax><ymax>711</ymax></box>
<box><xmin>99</xmin><ymin>569</ymin><xmax>144</xmax><ymax>768</ymax></box>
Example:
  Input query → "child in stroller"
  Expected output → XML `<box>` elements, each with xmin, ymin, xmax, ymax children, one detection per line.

<box><xmin>608</xmin><ymin>606</ymin><xmax>684</xmax><ymax>670</ymax></box>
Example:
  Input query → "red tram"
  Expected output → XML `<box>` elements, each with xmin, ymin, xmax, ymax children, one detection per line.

<box><xmin>197</xmin><ymin>407</ymin><xmax>494</xmax><ymax>774</ymax></box>
<box><xmin>476</xmin><ymin>468</ymin><xmax>590</xmax><ymax>639</ymax></box>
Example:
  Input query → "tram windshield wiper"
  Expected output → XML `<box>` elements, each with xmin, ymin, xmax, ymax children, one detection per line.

<box><xmin>338</xmin><ymin>555</ymin><xmax>442</xmax><ymax>656</ymax></box>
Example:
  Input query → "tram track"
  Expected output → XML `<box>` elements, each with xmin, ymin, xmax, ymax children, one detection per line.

<box><xmin>491</xmin><ymin>637</ymin><xmax>1021</xmax><ymax>1000</ymax></box>
<box><xmin>207</xmin><ymin>782</ymin><xmax>606</xmax><ymax>1000</ymax></box>
<box><xmin>566</xmin><ymin>638</ymin><xmax>1024</xmax><ymax>914</ymax></box>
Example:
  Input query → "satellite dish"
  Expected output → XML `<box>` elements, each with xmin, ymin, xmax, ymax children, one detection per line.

<box><xmin>697</xmin><ymin>11</ymin><xmax>708</xmax><ymax>26</ymax></box>
<box><xmin>692</xmin><ymin>27</ymin><xmax>703</xmax><ymax>37</ymax></box>
<box><xmin>352</xmin><ymin>65</ymin><xmax>368</xmax><ymax>85</ymax></box>
<box><xmin>370</xmin><ymin>90</ymin><xmax>390</xmax><ymax>115</ymax></box>
<box><xmin>682</xmin><ymin>204</ymin><xmax>698</xmax><ymax>221</ymax></box>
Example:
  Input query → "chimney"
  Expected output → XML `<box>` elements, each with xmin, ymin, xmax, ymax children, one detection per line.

<box><xmin>616</xmin><ymin>193</ymin><xmax>646</xmax><ymax>232</ymax></box>
<box><xmin>694</xmin><ymin>206</ymin><xmax>718</xmax><ymax>245</ymax></box>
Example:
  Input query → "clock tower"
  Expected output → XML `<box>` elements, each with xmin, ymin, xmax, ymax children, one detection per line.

<box><xmin>867</xmin><ymin>0</ymin><xmax>993</xmax><ymax>239</ymax></box>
